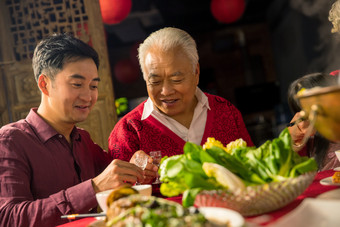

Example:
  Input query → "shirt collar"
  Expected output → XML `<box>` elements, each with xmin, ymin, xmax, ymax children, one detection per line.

<box><xmin>26</xmin><ymin>108</ymin><xmax>80</xmax><ymax>143</ymax></box>
<box><xmin>141</xmin><ymin>87</ymin><xmax>210</xmax><ymax>120</ymax></box>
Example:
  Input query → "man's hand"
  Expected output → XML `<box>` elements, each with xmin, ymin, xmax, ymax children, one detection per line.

<box><xmin>130</xmin><ymin>150</ymin><xmax>159</xmax><ymax>184</ymax></box>
<box><xmin>92</xmin><ymin>159</ymin><xmax>144</xmax><ymax>193</ymax></box>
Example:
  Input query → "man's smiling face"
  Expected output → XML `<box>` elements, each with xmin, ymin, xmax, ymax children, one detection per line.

<box><xmin>144</xmin><ymin>47</ymin><xmax>199</xmax><ymax>119</ymax></box>
<box><xmin>43</xmin><ymin>58</ymin><xmax>99</xmax><ymax>125</ymax></box>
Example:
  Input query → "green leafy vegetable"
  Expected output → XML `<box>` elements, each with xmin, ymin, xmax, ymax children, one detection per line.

<box><xmin>159</xmin><ymin>128</ymin><xmax>318</xmax><ymax>207</ymax></box>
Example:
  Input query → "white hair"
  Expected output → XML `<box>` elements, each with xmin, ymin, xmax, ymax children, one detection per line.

<box><xmin>329</xmin><ymin>0</ymin><xmax>340</xmax><ymax>33</ymax></box>
<box><xmin>138</xmin><ymin>27</ymin><xmax>199</xmax><ymax>80</ymax></box>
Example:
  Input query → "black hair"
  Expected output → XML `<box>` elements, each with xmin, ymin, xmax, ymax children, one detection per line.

<box><xmin>287</xmin><ymin>72</ymin><xmax>338</xmax><ymax>170</ymax></box>
<box><xmin>32</xmin><ymin>33</ymin><xmax>99</xmax><ymax>82</ymax></box>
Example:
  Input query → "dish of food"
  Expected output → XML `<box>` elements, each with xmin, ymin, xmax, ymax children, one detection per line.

<box><xmin>89</xmin><ymin>203</ymin><xmax>245</xmax><ymax>227</ymax></box>
<box><xmin>159</xmin><ymin>129</ymin><xmax>318</xmax><ymax>215</ymax></box>
<box><xmin>320</xmin><ymin>176</ymin><xmax>340</xmax><ymax>186</ymax></box>
<box><xmin>95</xmin><ymin>185</ymin><xmax>152</xmax><ymax>213</ymax></box>
<box><xmin>105</xmin><ymin>194</ymin><xmax>209</xmax><ymax>226</ymax></box>
<box><xmin>91</xmin><ymin>186</ymin><xmax>244</xmax><ymax>227</ymax></box>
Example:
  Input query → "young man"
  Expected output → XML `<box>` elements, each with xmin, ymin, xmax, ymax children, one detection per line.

<box><xmin>0</xmin><ymin>34</ymin><xmax>144</xmax><ymax>226</ymax></box>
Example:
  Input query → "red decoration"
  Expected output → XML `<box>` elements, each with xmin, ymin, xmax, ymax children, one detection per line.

<box><xmin>114</xmin><ymin>59</ymin><xmax>140</xmax><ymax>84</ymax></box>
<box><xmin>210</xmin><ymin>0</ymin><xmax>246</xmax><ymax>24</ymax></box>
<box><xmin>330</xmin><ymin>70</ymin><xmax>340</xmax><ymax>76</ymax></box>
<box><xmin>99</xmin><ymin>0</ymin><xmax>132</xmax><ymax>24</ymax></box>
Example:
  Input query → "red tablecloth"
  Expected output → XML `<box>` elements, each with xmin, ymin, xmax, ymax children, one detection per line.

<box><xmin>57</xmin><ymin>170</ymin><xmax>338</xmax><ymax>227</ymax></box>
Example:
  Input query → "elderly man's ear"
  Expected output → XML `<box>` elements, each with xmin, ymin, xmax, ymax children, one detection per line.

<box><xmin>195</xmin><ymin>63</ymin><xmax>200</xmax><ymax>85</ymax></box>
<box><xmin>38</xmin><ymin>75</ymin><xmax>49</xmax><ymax>95</ymax></box>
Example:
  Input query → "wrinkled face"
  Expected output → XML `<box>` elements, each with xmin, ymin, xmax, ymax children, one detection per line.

<box><xmin>144</xmin><ymin>47</ymin><xmax>199</xmax><ymax>119</ymax></box>
<box><xmin>43</xmin><ymin>58</ymin><xmax>99</xmax><ymax>125</ymax></box>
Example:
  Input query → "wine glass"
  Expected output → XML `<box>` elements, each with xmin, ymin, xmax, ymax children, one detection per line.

<box><xmin>150</xmin><ymin>151</ymin><xmax>162</xmax><ymax>184</ymax></box>
<box><xmin>134</xmin><ymin>153</ymin><xmax>148</xmax><ymax>185</ymax></box>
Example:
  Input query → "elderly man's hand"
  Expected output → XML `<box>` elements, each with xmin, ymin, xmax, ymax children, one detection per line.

<box><xmin>130</xmin><ymin>150</ymin><xmax>159</xmax><ymax>184</ymax></box>
<box><xmin>91</xmin><ymin>159</ymin><xmax>144</xmax><ymax>193</ymax></box>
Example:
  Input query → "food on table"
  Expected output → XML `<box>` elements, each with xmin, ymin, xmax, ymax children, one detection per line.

<box><xmin>332</xmin><ymin>172</ymin><xmax>340</xmax><ymax>183</ymax></box>
<box><xmin>106</xmin><ymin>186</ymin><xmax>138</xmax><ymax>209</ymax></box>
<box><xmin>159</xmin><ymin>128</ymin><xmax>318</xmax><ymax>207</ymax></box>
<box><xmin>202</xmin><ymin>163</ymin><xmax>245</xmax><ymax>192</ymax></box>
<box><xmin>103</xmin><ymin>187</ymin><xmax>229</xmax><ymax>227</ymax></box>
<box><xmin>203</xmin><ymin>138</ymin><xmax>247</xmax><ymax>154</ymax></box>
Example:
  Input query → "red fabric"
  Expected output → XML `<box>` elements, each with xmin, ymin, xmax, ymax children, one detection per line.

<box><xmin>108</xmin><ymin>93</ymin><xmax>253</xmax><ymax>161</ymax></box>
<box><xmin>57</xmin><ymin>218</ymin><xmax>96</xmax><ymax>227</ymax></box>
<box><xmin>57</xmin><ymin>170</ymin><xmax>337</xmax><ymax>227</ymax></box>
<box><xmin>297</xmin><ymin>145</ymin><xmax>308</xmax><ymax>156</ymax></box>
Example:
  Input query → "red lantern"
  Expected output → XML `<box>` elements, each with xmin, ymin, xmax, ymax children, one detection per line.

<box><xmin>114</xmin><ymin>59</ymin><xmax>140</xmax><ymax>84</ymax></box>
<box><xmin>210</xmin><ymin>0</ymin><xmax>246</xmax><ymax>24</ymax></box>
<box><xmin>99</xmin><ymin>0</ymin><xmax>132</xmax><ymax>24</ymax></box>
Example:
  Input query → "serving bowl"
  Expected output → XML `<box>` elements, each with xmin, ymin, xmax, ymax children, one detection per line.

<box><xmin>296</xmin><ymin>85</ymin><xmax>340</xmax><ymax>142</ymax></box>
<box><xmin>194</xmin><ymin>171</ymin><xmax>316</xmax><ymax>216</ymax></box>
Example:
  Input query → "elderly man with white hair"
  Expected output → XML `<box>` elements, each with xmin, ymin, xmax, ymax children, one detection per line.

<box><xmin>108</xmin><ymin>27</ymin><xmax>254</xmax><ymax>183</ymax></box>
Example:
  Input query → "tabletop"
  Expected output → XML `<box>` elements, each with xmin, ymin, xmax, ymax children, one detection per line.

<box><xmin>57</xmin><ymin>169</ymin><xmax>338</xmax><ymax>227</ymax></box>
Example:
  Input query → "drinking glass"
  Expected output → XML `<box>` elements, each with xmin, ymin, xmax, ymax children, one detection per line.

<box><xmin>134</xmin><ymin>153</ymin><xmax>148</xmax><ymax>184</ymax></box>
<box><xmin>150</xmin><ymin>151</ymin><xmax>162</xmax><ymax>184</ymax></box>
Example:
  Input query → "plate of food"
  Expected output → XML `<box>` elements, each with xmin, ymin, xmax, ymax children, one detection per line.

<box><xmin>320</xmin><ymin>178</ymin><xmax>340</xmax><ymax>186</ymax></box>
<box><xmin>159</xmin><ymin>129</ymin><xmax>318</xmax><ymax>216</ymax></box>
<box><xmin>320</xmin><ymin>171</ymin><xmax>340</xmax><ymax>186</ymax></box>
<box><xmin>91</xmin><ymin>186</ymin><xmax>244</xmax><ymax>227</ymax></box>
<box><xmin>95</xmin><ymin>184</ymin><xmax>152</xmax><ymax>213</ymax></box>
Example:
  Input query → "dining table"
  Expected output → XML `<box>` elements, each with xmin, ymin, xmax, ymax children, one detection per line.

<box><xmin>57</xmin><ymin>169</ymin><xmax>338</xmax><ymax>227</ymax></box>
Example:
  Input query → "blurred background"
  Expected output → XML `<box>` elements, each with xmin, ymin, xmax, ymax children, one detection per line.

<box><xmin>1</xmin><ymin>0</ymin><xmax>340</xmax><ymax>147</ymax></box>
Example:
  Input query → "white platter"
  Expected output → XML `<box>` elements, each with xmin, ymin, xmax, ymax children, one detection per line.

<box><xmin>198</xmin><ymin>207</ymin><xmax>245</xmax><ymax>227</ymax></box>
<box><xmin>320</xmin><ymin>176</ymin><xmax>340</xmax><ymax>186</ymax></box>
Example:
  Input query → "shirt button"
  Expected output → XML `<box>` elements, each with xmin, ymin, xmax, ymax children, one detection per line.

<box><xmin>59</xmin><ymin>135</ymin><xmax>63</xmax><ymax>138</ymax></box>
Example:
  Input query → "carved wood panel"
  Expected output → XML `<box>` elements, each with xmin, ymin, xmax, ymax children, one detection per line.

<box><xmin>0</xmin><ymin>0</ymin><xmax>116</xmax><ymax>150</ymax></box>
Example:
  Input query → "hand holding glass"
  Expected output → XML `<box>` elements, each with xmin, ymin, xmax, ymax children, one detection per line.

<box><xmin>150</xmin><ymin>151</ymin><xmax>162</xmax><ymax>184</ymax></box>
<box><xmin>134</xmin><ymin>153</ymin><xmax>148</xmax><ymax>184</ymax></box>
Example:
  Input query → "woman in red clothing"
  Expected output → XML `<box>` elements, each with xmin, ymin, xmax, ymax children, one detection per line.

<box><xmin>108</xmin><ymin>27</ymin><xmax>253</xmax><ymax>183</ymax></box>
